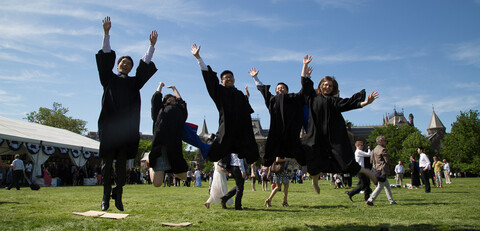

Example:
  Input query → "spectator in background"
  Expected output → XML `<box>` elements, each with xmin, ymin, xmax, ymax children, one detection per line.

<box><xmin>395</xmin><ymin>161</ymin><xmax>405</xmax><ymax>186</ymax></box>
<box><xmin>432</xmin><ymin>156</ymin><xmax>444</xmax><ymax>188</ymax></box>
<box><xmin>366</xmin><ymin>136</ymin><xmax>396</xmax><ymax>206</ymax></box>
<box><xmin>418</xmin><ymin>147</ymin><xmax>431</xmax><ymax>193</ymax></box>
<box><xmin>6</xmin><ymin>155</ymin><xmax>24</xmax><ymax>190</ymax></box>
<box><xmin>409</xmin><ymin>156</ymin><xmax>421</xmax><ymax>189</ymax></box>
<box><xmin>443</xmin><ymin>159</ymin><xmax>452</xmax><ymax>184</ymax></box>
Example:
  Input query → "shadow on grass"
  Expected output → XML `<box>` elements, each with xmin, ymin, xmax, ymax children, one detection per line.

<box><xmin>0</xmin><ymin>201</ymin><xmax>21</xmax><ymax>205</ymax></box>
<box><xmin>282</xmin><ymin>223</ymin><xmax>480</xmax><ymax>231</ymax></box>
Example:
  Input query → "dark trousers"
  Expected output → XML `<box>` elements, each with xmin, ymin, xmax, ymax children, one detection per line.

<box><xmin>7</xmin><ymin>170</ymin><xmax>23</xmax><ymax>190</ymax></box>
<box><xmin>223</xmin><ymin>166</ymin><xmax>244</xmax><ymax>210</ymax></box>
<box><xmin>349</xmin><ymin>173</ymin><xmax>371</xmax><ymax>199</ymax></box>
<box><xmin>102</xmin><ymin>150</ymin><xmax>127</xmax><ymax>196</ymax></box>
<box><xmin>420</xmin><ymin>167</ymin><xmax>431</xmax><ymax>192</ymax></box>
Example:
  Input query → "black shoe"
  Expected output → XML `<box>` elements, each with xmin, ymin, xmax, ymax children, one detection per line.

<box><xmin>366</xmin><ymin>201</ymin><xmax>374</xmax><ymax>206</ymax></box>
<box><xmin>220</xmin><ymin>197</ymin><xmax>227</xmax><ymax>209</ymax></box>
<box><xmin>112</xmin><ymin>187</ymin><xmax>124</xmax><ymax>211</ymax></box>
<box><xmin>235</xmin><ymin>207</ymin><xmax>243</xmax><ymax>210</ymax></box>
<box><xmin>345</xmin><ymin>191</ymin><xmax>353</xmax><ymax>202</ymax></box>
<box><xmin>101</xmin><ymin>195</ymin><xmax>110</xmax><ymax>211</ymax></box>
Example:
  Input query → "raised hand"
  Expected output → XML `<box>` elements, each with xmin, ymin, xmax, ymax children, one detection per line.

<box><xmin>306</xmin><ymin>66</ymin><xmax>314</xmax><ymax>76</ymax></box>
<box><xmin>157</xmin><ymin>82</ymin><xmax>165</xmax><ymax>92</ymax></box>
<box><xmin>361</xmin><ymin>91</ymin><xmax>379</xmax><ymax>107</ymax></box>
<box><xmin>191</xmin><ymin>43</ymin><xmax>201</xmax><ymax>58</ymax></box>
<box><xmin>303</xmin><ymin>55</ymin><xmax>312</xmax><ymax>65</ymax></box>
<box><xmin>248</xmin><ymin>68</ymin><xmax>259</xmax><ymax>78</ymax></box>
<box><xmin>366</xmin><ymin>91</ymin><xmax>379</xmax><ymax>104</ymax></box>
<box><xmin>150</xmin><ymin>30</ymin><xmax>158</xmax><ymax>47</ymax></box>
<box><xmin>102</xmin><ymin>16</ymin><xmax>111</xmax><ymax>35</ymax></box>
<box><xmin>245</xmin><ymin>85</ymin><xmax>250</xmax><ymax>97</ymax></box>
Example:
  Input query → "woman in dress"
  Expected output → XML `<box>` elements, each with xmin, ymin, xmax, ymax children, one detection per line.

<box><xmin>300</xmin><ymin>55</ymin><xmax>378</xmax><ymax>194</ymax></box>
<box><xmin>204</xmin><ymin>162</ymin><xmax>234</xmax><ymax>208</ymax></box>
<box><xmin>195</xmin><ymin>167</ymin><xmax>202</xmax><ymax>187</ymax></box>
<box><xmin>409</xmin><ymin>156</ymin><xmax>421</xmax><ymax>188</ymax></box>
<box><xmin>42</xmin><ymin>164</ymin><xmax>52</xmax><ymax>186</ymax></box>
<box><xmin>264</xmin><ymin>157</ymin><xmax>291</xmax><ymax>207</ymax></box>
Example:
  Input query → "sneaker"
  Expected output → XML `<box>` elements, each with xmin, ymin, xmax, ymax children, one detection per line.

<box><xmin>390</xmin><ymin>201</ymin><xmax>397</xmax><ymax>205</ymax></box>
<box><xmin>365</xmin><ymin>201</ymin><xmax>374</xmax><ymax>206</ymax></box>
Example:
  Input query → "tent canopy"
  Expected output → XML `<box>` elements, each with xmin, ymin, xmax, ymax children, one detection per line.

<box><xmin>0</xmin><ymin>116</ymin><xmax>99</xmax><ymax>153</ymax></box>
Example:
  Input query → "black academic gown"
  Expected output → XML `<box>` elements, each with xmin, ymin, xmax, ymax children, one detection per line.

<box><xmin>149</xmin><ymin>92</ymin><xmax>188</xmax><ymax>173</ymax></box>
<box><xmin>257</xmin><ymin>85</ymin><xmax>305</xmax><ymax>166</ymax></box>
<box><xmin>301</xmin><ymin>77</ymin><xmax>365</xmax><ymax>176</ymax></box>
<box><xmin>410</xmin><ymin>160</ymin><xmax>421</xmax><ymax>187</ymax></box>
<box><xmin>202</xmin><ymin>66</ymin><xmax>259</xmax><ymax>165</ymax></box>
<box><xmin>96</xmin><ymin>50</ymin><xmax>157</xmax><ymax>160</ymax></box>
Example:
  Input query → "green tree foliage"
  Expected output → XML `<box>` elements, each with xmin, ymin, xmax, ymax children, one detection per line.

<box><xmin>399</xmin><ymin>132</ymin><xmax>432</xmax><ymax>171</ymax></box>
<box><xmin>25</xmin><ymin>102</ymin><xmax>87</xmax><ymax>135</ymax></box>
<box><xmin>442</xmin><ymin>110</ymin><xmax>480</xmax><ymax>174</ymax></box>
<box><xmin>136</xmin><ymin>139</ymin><xmax>152</xmax><ymax>166</ymax></box>
<box><xmin>366</xmin><ymin>124</ymin><xmax>420</xmax><ymax>164</ymax></box>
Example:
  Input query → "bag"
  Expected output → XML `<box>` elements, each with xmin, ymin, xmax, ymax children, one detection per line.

<box><xmin>371</xmin><ymin>168</ymin><xmax>386</xmax><ymax>182</ymax></box>
<box><xmin>24</xmin><ymin>175</ymin><xmax>40</xmax><ymax>191</ymax></box>
<box><xmin>270</xmin><ymin>162</ymin><xmax>284</xmax><ymax>174</ymax></box>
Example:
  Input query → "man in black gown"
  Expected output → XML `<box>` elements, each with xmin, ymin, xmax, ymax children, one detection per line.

<box><xmin>248</xmin><ymin>67</ymin><xmax>305</xmax><ymax>167</ymax></box>
<box><xmin>191</xmin><ymin>44</ymin><xmax>259</xmax><ymax>210</ymax></box>
<box><xmin>96</xmin><ymin>16</ymin><xmax>158</xmax><ymax>211</ymax></box>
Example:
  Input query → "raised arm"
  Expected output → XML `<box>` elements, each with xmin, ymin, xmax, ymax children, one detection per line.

<box><xmin>102</xmin><ymin>16</ymin><xmax>112</xmax><ymax>53</ymax></box>
<box><xmin>191</xmin><ymin>43</ymin><xmax>207</xmax><ymax>71</ymax></box>
<box><xmin>167</xmin><ymin>85</ymin><xmax>182</xmax><ymax>99</ymax></box>
<box><xmin>245</xmin><ymin>85</ymin><xmax>250</xmax><ymax>98</ymax></box>
<box><xmin>142</xmin><ymin>30</ymin><xmax>157</xmax><ymax>64</ymax></box>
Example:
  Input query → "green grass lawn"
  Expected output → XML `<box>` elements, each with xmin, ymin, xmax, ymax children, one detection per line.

<box><xmin>1</xmin><ymin>177</ymin><xmax>479</xmax><ymax>230</ymax></box>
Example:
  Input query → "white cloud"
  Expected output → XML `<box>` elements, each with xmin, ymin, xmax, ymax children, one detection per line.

<box><xmin>446</xmin><ymin>40</ymin><xmax>480</xmax><ymax>67</ymax></box>
<box><xmin>0</xmin><ymin>71</ymin><xmax>60</xmax><ymax>84</ymax></box>
<box><xmin>456</xmin><ymin>82</ymin><xmax>480</xmax><ymax>92</ymax></box>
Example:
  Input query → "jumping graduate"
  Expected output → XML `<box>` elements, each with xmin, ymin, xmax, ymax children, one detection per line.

<box><xmin>96</xmin><ymin>16</ymin><xmax>157</xmax><ymax>211</ymax></box>
<box><xmin>248</xmin><ymin>68</ymin><xmax>305</xmax><ymax>167</ymax></box>
<box><xmin>300</xmin><ymin>55</ymin><xmax>379</xmax><ymax>194</ymax></box>
<box><xmin>191</xmin><ymin>44</ymin><xmax>259</xmax><ymax>165</ymax></box>
<box><xmin>149</xmin><ymin>82</ymin><xmax>189</xmax><ymax>186</ymax></box>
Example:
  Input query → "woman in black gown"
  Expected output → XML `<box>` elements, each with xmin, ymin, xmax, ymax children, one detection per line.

<box><xmin>300</xmin><ymin>55</ymin><xmax>379</xmax><ymax>194</ymax></box>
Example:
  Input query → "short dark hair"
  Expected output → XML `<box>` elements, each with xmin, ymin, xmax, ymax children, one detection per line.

<box><xmin>220</xmin><ymin>70</ymin><xmax>234</xmax><ymax>79</ymax></box>
<box><xmin>318</xmin><ymin>76</ymin><xmax>339</xmax><ymax>96</ymax></box>
<box><xmin>117</xmin><ymin>56</ymin><xmax>134</xmax><ymax>68</ymax></box>
<box><xmin>276</xmin><ymin>82</ymin><xmax>289</xmax><ymax>91</ymax></box>
<box><xmin>418</xmin><ymin>146</ymin><xmax>424</xmax><ymax>151</ymax></box>
<box><xmin>162</xmin><ymin>94</ymin><xmax>176</xmax><ymax>105</ymax></box>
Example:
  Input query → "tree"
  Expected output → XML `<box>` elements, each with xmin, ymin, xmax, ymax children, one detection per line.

<box><xmin>442</xmin><ymin>110</ymin><xmax>480</xmax><ymax>174</ymax></box>
<box><xmin>25</xmin><ymin>102</ymin><xmax>87</xmax><ymax>135</ymax></box>
<box><xmin>136</xmin><ymin>139</ymin><xmax>152</xmax><ymax>166</ymax></box>
<box><xmin>366</xmin><ymin>124</ymin><xmax>419</xmax><ymax>164</ymax></box>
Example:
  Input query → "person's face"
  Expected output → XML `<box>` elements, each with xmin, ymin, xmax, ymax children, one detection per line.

<box><xmin>117</xmin><ymin>58</ymin><xmax>133</xmax><ymax>74</ymax></box>
<box><xmin>320</xmin><ymin>80</ymin><xmax>334</xmax><ymax>95</ymax></box>
<box><xmin>356</xmin><ymin>142</ymin><xmax>364</xmax><ymax>150</ymax></box>
<box><xmin>379</xmin><ymin>139</ymin><xmax>387</xmax><ymax>146</ymax></box>
<box><xmin>275</xmin><ymin>84</ymin><xmax>288</xmax><ymax>95</ymax></box>
<box><xmin>399</xmin><ymin>161</ymin><xmax>402</xmax><ymax>165</ymax></box>
<box><xmin>221</xmin><ymin>73</ymin><xmax>235</xmax><ymax>88</ymax></box>
<box><xmin>417</xmin><ymin>148</ymin><xmax>422</xmax><ymax>154</ymax></box>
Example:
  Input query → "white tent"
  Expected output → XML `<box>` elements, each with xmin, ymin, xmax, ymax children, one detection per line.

<box><xmin>0</xmin><ymin>116</ymin><xmax>99</xmax><ymax>183</ymax></box>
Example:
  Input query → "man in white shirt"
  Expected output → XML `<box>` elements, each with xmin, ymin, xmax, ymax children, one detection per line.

<box><xmin>395</xmin><ymin>161</ymin><xmax>405</xmax><ymax>186</ymax></box>
<box><xmin>443</xmin><ymin>159</ymin><xmax>452</xmax><ymax>184</ymax></box>
<box><xmin>418</xmin><ymin>147</ymin><xmax>431</xmax><ymax>193</ymax></box>
<box><xmin>6</xmin><ymin>154</ymin><xmax>24</xmax><ymax>190</ymax></box>
<box><xmin>345</xmin><ymin>141</ymin><xmax>372</xmax><ymax>201</ymax></box>
<box><xmin>220</xmin><ymin>153</ymin><xmax>246</xmax><ymax>210</ymax></box>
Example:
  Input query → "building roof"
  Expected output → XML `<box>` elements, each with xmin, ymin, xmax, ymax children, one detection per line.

<box><xmin>428</xmin><ymin>110</ymin><xmax>446</xmax><ymax>130</ymax></box>
<box><xmin>0</xmin><ymin>116</ymin><xmax>99</xmax><ymax>153</ymax></box>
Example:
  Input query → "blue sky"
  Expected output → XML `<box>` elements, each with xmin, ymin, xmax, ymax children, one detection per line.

<box><xmin>1</xmin><ymin>0</ymin><xmax>479</xmax><ymax>137</ymax></box>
